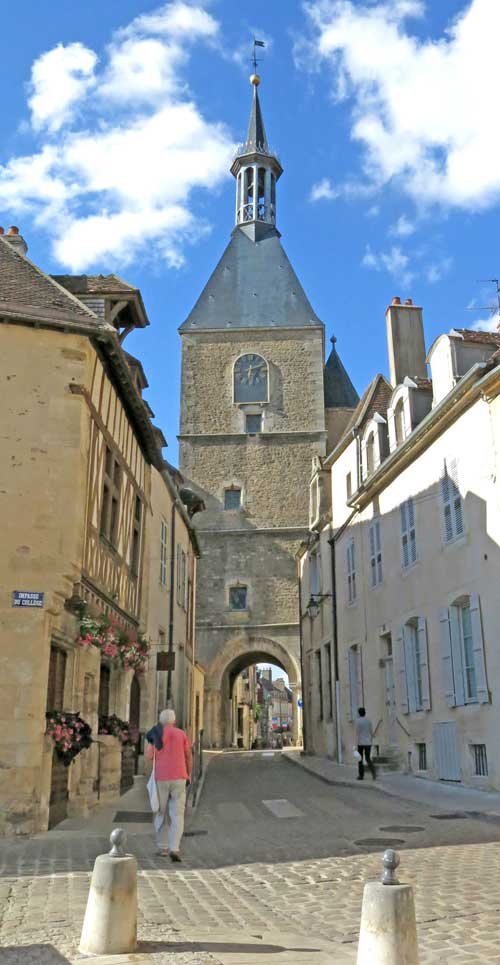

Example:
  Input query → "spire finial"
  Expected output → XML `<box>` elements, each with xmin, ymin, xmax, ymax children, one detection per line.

<box><xmin>250</xmin><ymin>73</ymin><xmax>261</xmax><ymax>87</ymax></box>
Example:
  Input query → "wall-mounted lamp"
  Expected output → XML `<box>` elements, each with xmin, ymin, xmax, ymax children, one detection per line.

<box><xmin>306</xmin><ymin>593</ymin><xmax>332</xmax><ymax>619</ymax></box>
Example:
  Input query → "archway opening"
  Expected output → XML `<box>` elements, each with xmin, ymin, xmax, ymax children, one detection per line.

<box><xmin>227</xmin><ymin>655</ymin><xmax>295</xmax><ymax>750</ymax></box>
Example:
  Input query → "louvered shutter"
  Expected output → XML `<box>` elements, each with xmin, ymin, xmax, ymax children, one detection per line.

<box><xmin>417</xmin><ymin>617</ymin><xmax>431</xmax><ymax>711</ymax></box>
<box><xmin>408</xmin><ymin>498</ymin><xmax>417</xmax><ymax>563</ymax></box>
<box><xmin>449</xmin><ymin>459</ymin><xmax>464</xmax><ymax>536</ymax></box>
<box><xmin>469</xmin><ymin>594</ymin><xmax>489</xmax><ymax>704</ymax></box>
<box><xmin>400</xmin><ymin>503</ymin><xmax>409</xmax><ymax>567</ymax></box>
<box><xmin>441</xmin><ymin>463</ymin><xmax>454</xmax><ymax>542</ymax></box>
<box><xmin>403</xmin><ymin>395</ymin><xmax>412</xmax><ymax>436</ymax></box>
<box><xmin>369</xmin><ymin>524</ymin><xmax>376</xmax><ymax>587</ymax></box>
<box><xmin>439</xmin><ymin>608</ymin><xmax>456</xmax><ymax>707</ymax></box>
<box><xmin>394</xmin><ymin>627</ymin><xmax>409</xmax><ymax>714</ymax></box>
<box><xmin>404</xmin><ymin>625</ymin><xmax>418</xmax><ymax>714</ymax></box>
<box><xmin>449</xmin><ymin>605</ymin><xmax>465</xmax><ymax>706</ymax></box>
<box><xmin>375</xmin><ymin>521</ymin><xmax>383</xmax><ymax>583</ymax></box>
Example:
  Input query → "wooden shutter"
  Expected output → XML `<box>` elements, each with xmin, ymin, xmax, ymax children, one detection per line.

<box><xmin>394</xmin><ymin>627</ymin><xmax>409</xmax><ymax>714</ymax></box>
<box><xmin>439</xmin><ymin>608</ymin><xmax>457</xmax><ymax>707</ymax></box>
<box><xmin>400</xmin><ymin>502</ymin><xmax>409</xmax><ymax>567</ymax></box>
<box><xmin>449</xmin><ymin>605</ymin><xmax>466</xmax><ymax>706</ymax></box>
<box><xmin>404</xmin><ymin>625</ymin><xmax>418</xmax><ymax>714</ymax></box>
<box><xmin>47</xmin><ymin>647</ymin><xmax>67</xmax><ymax>711</ymax></box>
<box><xmin>417</xmin><ymin>617</ymin><xmax>431</xmax><ymax>711</ymax></box>
<box><xmin>469</xmin><ymin>594</ymin><xmax>489</xmax><ymax>704</ymax></box>
<box><xmin>345</xmin><ymin>650</ymin><xmax>354</xmax><ymax>721</ymax></box>
<box><xmin>440</xmin><ymin>462</ymin><xmax>454</xmax><ymax>542</ymax></box>
<box><xmin>449</xmin><ymin>459</ymin><xmax>464</xmax><ymax>536</ymax></box>
<box><xmin>369</xmin><ymin>524</ymin><xmax>376</xmax><ymax>587</ymax></box>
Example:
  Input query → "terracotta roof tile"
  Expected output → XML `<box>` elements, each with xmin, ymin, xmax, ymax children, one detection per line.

<box><xmin>52</xmin><ymin>274</ymin><xmax>136</xmax><ymax>296</ymax></box>
<box><xmin>453</xmin><ymin>328</ymin><xmax>500</xmax><ymax>345</ymax></box>
<box><xmin>0</xmin><ymin>237</ymin><xmax>100</xmax><ymax>327</ymax></box>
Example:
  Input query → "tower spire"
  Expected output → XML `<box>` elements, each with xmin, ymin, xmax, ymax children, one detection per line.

<box><xmin>230</xmin><ymin>74</ymin><xmax>283</xmax><ymax>230</ymax></box>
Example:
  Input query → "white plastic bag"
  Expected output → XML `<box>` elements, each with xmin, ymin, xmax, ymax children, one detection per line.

<box><xmin>352</xmin><ymin>747</ymin><xmax>362</xmax><ymax>762</ymax></box>
<box><xmin>147</xmin><ymin>748</ymin><xmax>160</xmax><ymax>812</ymax></box>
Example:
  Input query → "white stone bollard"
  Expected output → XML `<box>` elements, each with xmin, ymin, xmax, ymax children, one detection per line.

<box><xmin>356</xmin><ymin>850</ymin><xmax>419</xmax><ymax>965</ymax></box>
<box><xmin>79</xmin><ymin>828</ymin><xmax>137</xmax><ymax>955</ymax></box>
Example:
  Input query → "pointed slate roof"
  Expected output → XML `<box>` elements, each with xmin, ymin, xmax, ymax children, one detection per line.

<box><xmin>180</xmin><ymin>225</ymin><xmax>322</xmax><ymax>331</ymax></box>
<box><xmin>0</xmin><ymin>236</ymin><xmax>101</xmax><ymax>329</ymax></box>
<box><xmin>244</xmin><ymin>86</ymin><xmax>268</xmax><ymax>153</ymax></box>
<box><xmin>324</xmin><ymin>337</ymin><xmax>359</xmax><ymax>408</ymax></box>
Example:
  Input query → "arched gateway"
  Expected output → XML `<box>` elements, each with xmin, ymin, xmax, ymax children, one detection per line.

<box><xmin>204</xmin><ymin>636</ymin><xmax>301</xmax><ymax>747</ymax></box>
<box><xmin>178</xmin><ymin>76</ymin><xmax>354</xmax><ymax>747</ymax></box>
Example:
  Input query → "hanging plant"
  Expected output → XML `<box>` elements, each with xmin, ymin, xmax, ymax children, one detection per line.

<box><xmin>46</xmin><ymin>711</ymin><xmax>93</xmax><ymax>766</ymax></box>
<box><xmin>98</xmin><ymin>714</ymin><xmax>138</xmax><ymax>746</ymax></box>
<box><xmin>75</xmin><ymin>602</ymin><xmax>149</xmax><ymax>673</ymax></box>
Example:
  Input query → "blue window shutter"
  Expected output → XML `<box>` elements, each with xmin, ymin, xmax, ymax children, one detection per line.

<box><xmin>439</xmin><ymin>608</ymin><xmax>456</xmax><ymax>707</ymax></box>
<box><xmin>449</xmin><ymin>606</ymin><xmax>466</xmax><ymax>706</ymax></box>
<box><xmin>469</xmin><ymin>594</ymin><xmax>489</xmax><ymax>704</ymax></box>
<box><xmin>403</xmin><ymin>625</ymin><xmax>418</xmax><ymax>714</ymax></box>
<box><xmin>417</xmin><ymin>617</ymin><xmax>431</xmax><ymax>711</ymax></box>
<box><xmin>394</xmin><ymin>627</ymin><xmax>409</xmax><ymax>715</ymax></box>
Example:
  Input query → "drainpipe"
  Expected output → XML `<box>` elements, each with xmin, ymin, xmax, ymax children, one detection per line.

<box><xmin>328</xmin><ymin>531</ymin><xmax>343</xmax><ymax>764</ymax></box>
<box><xmin>167</xmin><ymin>501</ymin><xmax>176</xmax><ymax>703</ymax></box>
<box><xmin>297</xmin><ymin>559</ymin><xmax>308</xmax><ymax>754</ymax></box>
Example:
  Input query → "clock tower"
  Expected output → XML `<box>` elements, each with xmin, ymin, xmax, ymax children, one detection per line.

<box><xmin>178</xmin><ymin>75</ymin><xmax>357</xmax><ymax>746</ymax></box>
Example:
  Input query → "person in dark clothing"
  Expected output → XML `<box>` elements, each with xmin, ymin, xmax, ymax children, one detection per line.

<box><xmin>355</xmin><ymin>707</ymin><xmax>376</xmax><ymax>780</ymax></box>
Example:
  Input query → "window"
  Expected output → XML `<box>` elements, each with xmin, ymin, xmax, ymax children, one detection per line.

<box><xmin>366</xmin><ymin>433</ymin><xmax>375</xmax><ymax>475</ymax></box>
<box><xmin>417</xmin><ymin>743</ymin><xmax>427</xmax><ymax>770</ymax></box>
<box><xmin>229</xmin><ymin>584</ymin><xmax>247</xmax><ymax>610</ymax></box>
<box><xmin>440</xmin><ymin>595</ymin><xmax>489</xmax><ymax>707</ymax></box>
<box><xmin>369</xmin><ymin>520</ymin><xmax>383</xmax><ymax>587</ymax></box>
<box><xmin>224</xmin><ymin>487</ymin><xmax>241</xmax><ymax>510</ymax></box>
<box><xmin>100</xmin><ymin>446</ymin><xmax>121</xmax><ymax>547</ymax></box>
<box><xmin>234</xmin><ymin>354</ymin><xmax>268</xmax><ymax>404</ymax></box>
<box><xmin>309</xmin><ymin>550</ymin><xmax>320</xmax><ymax>596</ymax></box>
<box><xmin>130</xmin><ymin>495</ymin><xmax>142</xmax><ymax>576</ymax></box>
<box><xmin>346</xmin><ymin>472</ymin><xmax>352</xmax><ymax>499</ymax></box>
<box><xmin>397</xmin><ymin>619</ymin><xmax>430</xmax><ymax>714</ymax></box>
<box><xmin>176</xmin><ymin>546</ymin><xmax>187</xmax><ymax>608</ymax></box>
<box><xmin>460</xmin><ymin>603</ymin><xmax>477</xmax><ymax>702</ymax></box>
<box><xmin>401</xmin><ymin>498</ymin><xmax>417</xmax><ymax>567</ymax></box>
<box><xmin>346</xmin><ymin>537</ymin><xmax>356</xmax><ymax>604</ymax></box>
<box><xmin>245</xmin><ymin>413</ymin><xmax>262</xmax><ymax>434</ymax></box>
<box><xmin>316</xmin><ymin>651</ymin><xmax>323</xmax><ymax>721</ymax></box>
<box><xmin>160</xmin><ymin>518</ymin><xmax>168</xmax><ymax>585</ymax></box>
<box><xmin>472</xmin><ymin>744</ymin><xmax>488</xmax><ymax>777</ymax></box>
<box><xmin>46</xmin><ymin>647</ymin><xmax>67</xmax><ymax>711</ymax></box>
<box><xmin>325</xmin><ymin>644</ymin><xmax>333</xmax><ymax>718</ymax></box>
<box><xmin>98</xmin><ymin>664</ymin><xmax>111</xmax><ymax>717</ymax></box>
<box><xmin>441</xmin><ymin>458</ymin><xmax>464</xmax><ymax>543</ymax></box>
<box><xmin>394</xmin><ymin>399</ymin><xmax>406</xmax><ymax>444</ymax></box>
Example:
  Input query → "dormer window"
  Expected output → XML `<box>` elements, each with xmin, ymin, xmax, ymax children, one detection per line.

<box><xmin>394</xmin><ymin>399</ymin><xmax>405</xmax><ymax>445</ymax></box>
<box><xmin>366</xmin><ymin>433</ymin><xmax>375</xmax><ymax>475</ymax></box>
<box><xmin>234</xmin><ymin>354</ymin><xmax>268</xmax><ymax>403</ymax></box>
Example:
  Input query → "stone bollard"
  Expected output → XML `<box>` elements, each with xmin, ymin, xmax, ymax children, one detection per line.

<box><xmin>356</xmin><ymin>849</ymin><xmax>419</xmax><ymax>965</ymax></box>
<box><xmin>79</xmin><ymin>828</ymin><xmax>137</xmax><ymax>955</ymax></box>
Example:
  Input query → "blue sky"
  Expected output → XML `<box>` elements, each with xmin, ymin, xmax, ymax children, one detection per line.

<box><xmin>1</xmin><ymin>0</ymin><xmax>499</xmax><ymax>461</ymax></box>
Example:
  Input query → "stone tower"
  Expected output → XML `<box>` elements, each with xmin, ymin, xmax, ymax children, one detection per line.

<box><xmin>178</xmin><ymin>76</ymin><xmax>356</xmax><ymax>746</ymax></box>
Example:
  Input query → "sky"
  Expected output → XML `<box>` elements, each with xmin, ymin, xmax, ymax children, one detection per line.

<box><xmin>1</xmin><ymin>0</ymin><xmax>500</xmax><ymax>460</ymax></box>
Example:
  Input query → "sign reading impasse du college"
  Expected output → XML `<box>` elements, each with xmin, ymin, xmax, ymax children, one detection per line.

<box><xmin>12</xmin><ymin>591</ymin><xmax>44</xmax><ymax>608</ymax></box>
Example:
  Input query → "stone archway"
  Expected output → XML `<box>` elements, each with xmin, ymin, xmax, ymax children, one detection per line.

<box><xmin>204</xmin><ymin>635</ymin><xmax>301</xmax><ymax>748</ymax></box>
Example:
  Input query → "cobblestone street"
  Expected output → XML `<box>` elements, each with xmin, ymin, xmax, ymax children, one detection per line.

<box><xmin>3</xmin><ymin>752</ymin><xmax>500</xmax><ymax>963</ymax></box>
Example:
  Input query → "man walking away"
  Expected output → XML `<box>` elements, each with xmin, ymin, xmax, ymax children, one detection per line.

<box><xmin>355</xmin><ymin>707</ymin><xmax>376</xmax><ymax>781</ymax></box>
<box><xmin>145</xmin><ymin>708</ymin><xmax>192</xmax><ymax>861</ymax></box>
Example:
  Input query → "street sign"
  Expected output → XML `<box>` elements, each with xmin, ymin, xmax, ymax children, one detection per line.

<box><xmin>157</xmin><ymin>650</ymin><xmax>175</xmax><ymax>671</ymax></box>
<box><xmin>298</xmin><ymin>698</ymin><xmax>303</xmax><ymax>708</ymax></box>
<box><xmin>12</xmin><ymin>591</ymin><xmax>44</xmax><ymax>609</ymax></box>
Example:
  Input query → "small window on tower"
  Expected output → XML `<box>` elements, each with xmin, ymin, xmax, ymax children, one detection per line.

<box><xmin>229</xmin><ymin>584</ymin><xmax>247</xmax><ymax>610</ymax></box>
<box><xmin>224</xmin><ymin>488</ymin><xmax>241</xmax><ymax>511</ymax></box>
<box><xmin>246</xmin><ymin>413</ymin><xmax>262</xmax><ymax>434</ymax></box>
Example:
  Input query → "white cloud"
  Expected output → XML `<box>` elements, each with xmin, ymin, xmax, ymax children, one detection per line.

<box><xmin>28</xmin><ymin>43</ymin><xmax>97</xmax><ymax>132</ymax></box>
<box><xmin>470</xmin><ymin>313</ymin><xmax>499</xmax><ymax>333</ymax></box>
<box><xmin>303</xmin><ymin>0</ymin><xmax>500</xmax><ymax>211</ymax></box>
<box><xmin>390</xmin><ymin>214</ymin><xmax>415</xmax><ymax>237</ymax></box>
<box><xmin>362</xmin><ymin>243</ymin><xmax>415</xmax><ymax>286</ymax></box>
<box><xmin>310</xmin><ymin>177</ymin><xmax>339</xmax><ymax>201</ymax></box>
<box><xmin>0</xmin><ymin>2</ymin><xmax>233</xmax><ymax>271</ymax></box>
<box><xmin>426</xmin><ymin>256</ymin><xmax>452</xmax><ymax>283</ymax></box>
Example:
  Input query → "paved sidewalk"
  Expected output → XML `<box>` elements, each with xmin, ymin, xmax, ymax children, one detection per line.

<box><xmin>283</xmin><ymin>748</ymin><xmax>500</xmax><ymax>813</ymax></box>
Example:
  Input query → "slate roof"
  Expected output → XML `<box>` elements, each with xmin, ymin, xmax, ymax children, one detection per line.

<box><xmin>180</xmin><ymin>225</ymin><xmax>322</xmax><ymax>331</ymax></box>
<box><xmin>324</xmin><ymin>338</ymin><xmax>359</xmax><ymax>408</ymax></box>
<box><xmin>0</xmin><ymin>236</ymin><xmax>100</xmax><ymax>328</ymax></box>
<box><xmin>244</xmin><ymin>86</ymin><xmax>268</xmax><ymax>154</ymax></box>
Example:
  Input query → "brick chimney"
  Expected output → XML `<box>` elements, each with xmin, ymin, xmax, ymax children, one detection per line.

<box><xmin>385</xmin><ymin>296</ymin><xmax>427</xmax><ymax>387</ymax></box>
<box><xmin>4</xmin><ymin>225</ymin><xmax>28</xmax><ymax>256</ymax></box>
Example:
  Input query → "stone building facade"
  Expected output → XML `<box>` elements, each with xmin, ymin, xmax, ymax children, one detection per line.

<box><xmin>178</xmin><ymin>78</ymin><xmax>356</xmax><ymax>747</ymax></box>
<box><xmin>0</xmin><ymin>228</ymin><xmax>199</xmax><ymax>834</ymax></box>
<box><xmin>300</xmin><ymin>296</ymin><xmax>500</xmax><ymax>790</ymax></box>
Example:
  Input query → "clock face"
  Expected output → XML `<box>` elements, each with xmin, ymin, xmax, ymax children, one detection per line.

<box><xmin>234</xmin><ymin>354</ymin><xmax>268</xmax><ymax>403</ymax></box>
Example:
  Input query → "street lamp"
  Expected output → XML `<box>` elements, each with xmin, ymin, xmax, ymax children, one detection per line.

<box><xmin>306</xmin><ymin>593</ymin><xmax>332</xmax><ymax>619</ymax></box>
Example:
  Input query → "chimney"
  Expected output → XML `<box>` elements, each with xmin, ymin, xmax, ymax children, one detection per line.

<box><xmin>385</xmin><ymin>296</ymin><xmax>427</xmax><ymax>387</ymax></box>
<box><xmin>5</xmin><ymin>225</ymin><xmax>28</xmax><ymax>256</ymax></box>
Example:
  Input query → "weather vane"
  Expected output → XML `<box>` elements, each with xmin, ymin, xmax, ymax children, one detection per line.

<box><xmin>467</xmin><ymin>278</ymin><xmax>500</xmax><ymax>325</ymax></box>
<box><xmin>252</xmin><ymin>38</ymin><xmax>265</xmax><ymax>74</ymax></box>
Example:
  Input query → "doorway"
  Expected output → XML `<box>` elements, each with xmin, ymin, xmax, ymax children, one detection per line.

<box><xmin>382</xmin><ymin>635</ymin><xmax>397</xmax><ymax>745</ymax></box>
<box><xmin>433</xmin><ymin>721</ymin><xmax>461</xmax><ymax>781</ymax></box>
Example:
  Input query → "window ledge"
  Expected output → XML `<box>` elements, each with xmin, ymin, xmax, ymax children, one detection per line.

<box><xmin>442</xmin><ymin>532</ymin><xmax>468</xmax><ymax>551</ymax></box>
<box><xmin>401</xmin><ymin>559</ymin><xmax>420</xmax><ymax>577</ymax></box>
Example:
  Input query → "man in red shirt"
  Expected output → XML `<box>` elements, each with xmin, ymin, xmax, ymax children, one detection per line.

<box><xmin>146</xmin><ymin>708</ymin><xmax>192</xmax><ymax>861</ymax></box>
